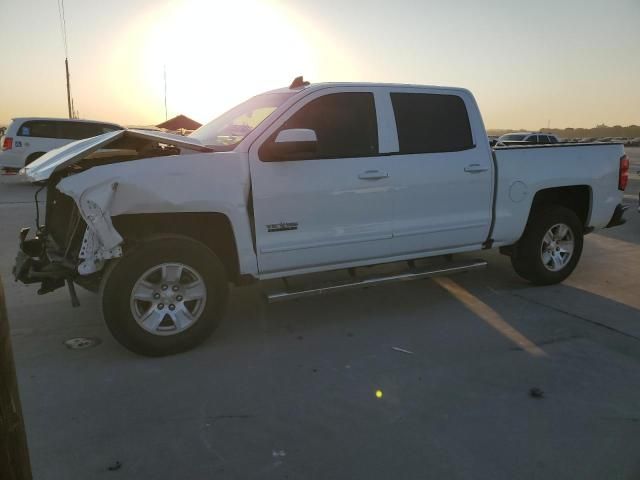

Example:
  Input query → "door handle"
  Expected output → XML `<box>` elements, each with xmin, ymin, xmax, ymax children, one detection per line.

<box><xmin>358</xmin><ymin>170</ymin><xmax>389</xmax><ymax>180</ymax></box>
<box><xmin>464</xmin><ymin>164</ymin><xmax>489</xmax><ymax>173</ymax></box>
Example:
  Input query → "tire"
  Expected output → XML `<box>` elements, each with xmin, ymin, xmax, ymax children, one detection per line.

<box><xmin>510</xmin><ymin>205</ymin><xmax>584</xmax><ymax>285</ymax></box>
<box><xmin>101</xmin><ymin>236</ymin><xmax>229</xmax><ymax>356</ymax></box>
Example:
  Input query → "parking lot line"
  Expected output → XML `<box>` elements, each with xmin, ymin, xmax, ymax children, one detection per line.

<box><xmin>565</xmin><ymin>234</ymin><xmax>640</xmax><ymax>311</ymax></box>
<box><xmin>433</xmin><ymin>277</ymin><xmax>547</xmax><ymax>357</ymax></box>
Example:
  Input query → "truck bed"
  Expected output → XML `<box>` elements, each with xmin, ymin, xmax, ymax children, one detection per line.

<box><xmin>491</xmin><ymin>142</ymin><xmax>625</xmax><ymax>246</ymax></box>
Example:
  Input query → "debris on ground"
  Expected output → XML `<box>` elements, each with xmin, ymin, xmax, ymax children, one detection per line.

<box><xmin>392</xmin><ymin>346</ymin><xmax>414</xmax><ymax>354</ymax></box>
<box><xmin>107</xmin><ymin>461</ymin><xmax>122</xmax><ymax>471</ymax></box>
<box><xmin>529</xmin><ymin>387</ymin><xmax>545</xmax><ymax>398</ymax></box>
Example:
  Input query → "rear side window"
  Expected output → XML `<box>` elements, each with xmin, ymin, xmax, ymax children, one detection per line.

<box><xmin>390</xmin><ymin>93</ymin><xmax>473</xmax><ymax>154</ymax></box>
<box><xmin>58</xmin><ymin>122</ymin><xmax>113</xmax><ymax>140</ymax></box>
<box><xmin>17</xmin><ymin>121</ymin><xmax>58</xmax><ymax>138</ymax></box>
<box><xmin>274</xmin><ymin>92</ymin><xmax>378</xmax><ymax>160</ymax></box>
<box><xmin>17</xmin><ymin>121</ymin><xmax>119</xmax><ymax>140</ymax></box>
<box><xmin>527</xmin><ymin>135</ymin><xmax>539</xmax><ymax>143</ymax></box>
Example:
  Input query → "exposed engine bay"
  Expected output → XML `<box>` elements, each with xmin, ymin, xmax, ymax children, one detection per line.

<box><xmin>15</xmin><ymin>130</ymin><xmax>211</xmax><ymax>302</ymax></box>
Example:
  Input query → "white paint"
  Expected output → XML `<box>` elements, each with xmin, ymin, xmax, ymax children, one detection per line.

<box><xmin>23</xmin><ymin>82</ymin><xmax>625</xmax><ymax>282</ymax></box>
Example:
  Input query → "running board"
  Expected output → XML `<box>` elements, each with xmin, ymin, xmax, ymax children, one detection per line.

<box><xmin>266</xmin><ymin>259</ymin><xmax>487</xmax><ymax>303</ymax></box>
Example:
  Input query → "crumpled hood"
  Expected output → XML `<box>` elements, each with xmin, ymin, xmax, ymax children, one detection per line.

<box><xmin>20</xmin><ymin>128</ymin><xmax>213</xmax><ymax>182</ymax></box>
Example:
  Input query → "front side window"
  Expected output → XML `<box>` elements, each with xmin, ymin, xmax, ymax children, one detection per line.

<box><xmin>263</xmin><ymin>92</ymin><xmax>378</xmax><ymax>161</ymax></box>
<box><xmin>18</xmin><ymin>121</ymin><xmax>57</xmax><ymax>138</ymax></box>
<box><xmin>391</xmin><ymin>93</ymin><xmax>473</xmax><ymax>154</ymax></box>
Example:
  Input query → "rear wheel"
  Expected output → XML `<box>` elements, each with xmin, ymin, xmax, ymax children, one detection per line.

<box><xmin>101</xmin><ymin>236</ymin><xmax>228</xmax><ymax>356</ymax></box>
<box><xmin>510</xmin><ymin>206</ymin><xmax>584</xmax><ymax>285</ymax></box>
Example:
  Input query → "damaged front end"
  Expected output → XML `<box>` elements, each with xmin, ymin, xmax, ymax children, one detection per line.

<box><xmin>14</xmin><ymin>212</ymin><xmax>84</xmax><ymax>306</ymax></box>
<box><xmin>13</xmin><ymin>128</ymin><xmax>213</xmax><ymax>305</ymax></box>
<box><xmin>13</xmin><ymin>180</ymin><xmax>117</xmax><ymax>306</ymax></box>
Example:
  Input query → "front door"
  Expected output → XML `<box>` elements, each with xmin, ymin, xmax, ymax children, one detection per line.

<box><xmin>249</xmin><ymin>88</ymin><xmax>395</xmax><ymax>276</ymax></box>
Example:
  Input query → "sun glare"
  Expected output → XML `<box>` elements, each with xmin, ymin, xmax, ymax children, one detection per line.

<box><xmin>111</xmin><ymin>0</ymin><xmax>318</xmax><ymax>125</ymax></box>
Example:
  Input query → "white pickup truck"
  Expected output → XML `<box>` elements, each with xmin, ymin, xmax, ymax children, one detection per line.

<box><xmin>15</xmin><ymin>78</ymin><xmax>630</xmax><ymax>356</ymax></box>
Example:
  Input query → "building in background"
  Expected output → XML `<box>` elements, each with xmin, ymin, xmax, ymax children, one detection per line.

<box><xmin>156</xmin><ymin>115</ymin><xmax>201</xmax><ymax>135</ymax></box>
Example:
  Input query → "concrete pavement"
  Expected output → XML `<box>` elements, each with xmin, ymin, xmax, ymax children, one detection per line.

<box><xmin>1</xmin><ymin>148</ymin><xmax>639</xmax><ymax>479</ymax></box>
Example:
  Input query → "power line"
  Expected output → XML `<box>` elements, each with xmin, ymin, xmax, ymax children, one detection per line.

<box><xmin>57</xmin><ymin>0</ymin><xmax>69</xmax><ymax>58</ymax></box>
<box><xmin>57</xmin><ymin>0</ymin><xmax>76</xmax><ymax>118</ymax></box>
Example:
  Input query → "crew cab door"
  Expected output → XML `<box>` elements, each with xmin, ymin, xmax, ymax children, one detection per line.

<box><xmin>386</xmin><ymin>88</ymin><xmax>494</xmax><ymax>254</ymax></box>
<box><xmin>249</xmin><ymin>87</ymin><xmax>396</xmax><ymax>276</ymax></box>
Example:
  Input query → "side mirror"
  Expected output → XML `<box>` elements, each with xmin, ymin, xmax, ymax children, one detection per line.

<box><xmin>262</xmin><ymin>128</ymin><xmax>318</xmax><ymax>161</ymax></box>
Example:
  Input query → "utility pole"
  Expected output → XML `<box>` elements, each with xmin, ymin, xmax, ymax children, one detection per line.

<box><xmin>65</xmin><ymin>58</ymin><xmax>72</xmax><ymax>119</ymax></box>
<box><xmin>58</xmin><ymin>0</ymin><xmax>74</xmax><ymax>119</ymax></box>
<box><xmin>164</xmin><ymin>65</ymin><xmax>168</xmax><ymax>121</ymax></box>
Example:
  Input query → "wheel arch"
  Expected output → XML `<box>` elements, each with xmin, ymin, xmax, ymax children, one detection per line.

<box><xmin>500</xmin><ymin>185</ymin><xmax>592</xmax><ymax>257</ymax></box>
<box><xmin>111</xmin><ymin>212</ymin><xmax>242</xmax><ymax>284</ymax></box>
<box><xmin>528</xmin><ymin>185</ymin><xmax>592</xmax><ymax>229</ymax></box>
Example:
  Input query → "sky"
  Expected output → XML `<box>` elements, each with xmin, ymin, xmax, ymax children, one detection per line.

<box><xmin>0</xmin><ymin>0</ymin><xmax>638</xmax><ymax>130</ymax></box>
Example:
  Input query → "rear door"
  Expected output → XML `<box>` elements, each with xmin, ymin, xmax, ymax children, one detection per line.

<box><xmin>249</xmin><ymin>87</ymin><xmax>396</xmax><ymax>275</ymax></box>
<box><xmin>386</xmin><ymin>88</ymin><xmax>494</xmax><ymax>255</ymax></box>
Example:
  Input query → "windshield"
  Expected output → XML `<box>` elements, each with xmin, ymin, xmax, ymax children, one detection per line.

<box><xmin>500</xmin><ymin>133</ymin><xmax>527</xmax><ymax>141</ymax></box>
<box><xmin>189</xmin><ymin>92</ymin><xmax>295</xmax><ymax>149</ymax></box>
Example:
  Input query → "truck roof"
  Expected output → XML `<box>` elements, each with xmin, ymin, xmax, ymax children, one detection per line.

<box><xmin>263</xmin><ymin>82</ymin><xmax>471</xmax><ymax>96</ymax></box>
<box><xmin>10</xmin><ymin>117</ymin><xmax>120</xmax><ymax>126</ymax></box>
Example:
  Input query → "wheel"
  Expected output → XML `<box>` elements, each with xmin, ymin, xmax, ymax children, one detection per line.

<box><xmin>101</xmin><ymin>236</ymin><xmax>229</xmax><ymax>356</ymax></box>
<box><xmin>510</xmin><ymin>206</ymin><xmax>583</xmax><ymax>285</ymax></box>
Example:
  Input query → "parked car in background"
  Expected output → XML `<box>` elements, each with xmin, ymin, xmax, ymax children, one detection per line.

<box><xmin>626</xmin><ymin>137</ymin><xmax>640</xmax><ymax>147</ymax></box>
<box><xmin>496</xmin><ymin>132</ymin><xmax>560</xmax><ymax>146</ymax></box>
<box><xmin>0</xmin><ymin>118</ymin><xmax>123</xmax><ymax>170</ymax></box>
<box><xmin>488</xmin><ymin>135</ymin><xmax>499</xmax><ymax>146</ymax></box>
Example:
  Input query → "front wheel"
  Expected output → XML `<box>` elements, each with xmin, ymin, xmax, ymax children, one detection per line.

<box><xmin>101</xmin><ymin>236</ymin><xmax>229</xmax><ymax>356</ymax></box>
<box><xmin>510</xmin><ymin>206</ymin><xmax>584</xmax><ymax>285</ymax></box>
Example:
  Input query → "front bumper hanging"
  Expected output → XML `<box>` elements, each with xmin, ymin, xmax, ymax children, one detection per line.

<box><xmin>13</xmin><ymin>227</ymin><xmax>80</xmax><ymax>306</ymax></box>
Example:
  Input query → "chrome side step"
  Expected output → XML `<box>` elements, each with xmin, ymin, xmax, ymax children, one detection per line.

<box><xmin>266</xmin><ymin>259</ymin><xmax>487</xmax><ymax>303</ymax></box>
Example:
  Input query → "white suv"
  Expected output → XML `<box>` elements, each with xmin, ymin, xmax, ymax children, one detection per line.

<box><xmin>0</xmin><ymin>117</ymin><xmax>122</xmax><ymax>170</ymax></box>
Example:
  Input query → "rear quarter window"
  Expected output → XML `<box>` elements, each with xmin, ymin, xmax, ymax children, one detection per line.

<box><xmin>390</xmin><ymin>93</ymin><xmax>473</xmax><ymax>154</ymax></box>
